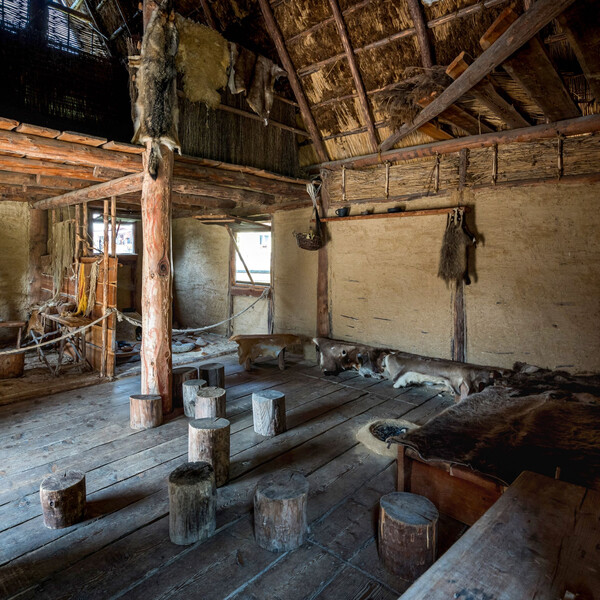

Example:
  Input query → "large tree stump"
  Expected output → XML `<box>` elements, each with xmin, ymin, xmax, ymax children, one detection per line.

<box><xmin>194</xmin><ymin>386</ymin><xmax>227</xmax><ymax>419</ymax></box>
<box><xmin>168</xmin><ymin>462</ymin><xmax>216</xmax><ymax>545</ymax></box>
<box><xmin>378</xmin><ymin>492</ymin><xmax>439</xmax><ymax>579</ymax></box>
<box><xmin>130</xmin><ymin>394</ymin><xmax>163</xmax><ymax>429</ymax></box>
<box><xmin>172</xmin><ymin>366</ymin><xmax>199</xmax><ymax>409</ymax></box>
<box><xmin>254</xmin><ymin>470</ymin><xmax>309</xmax><ymax>552</ymax></box>
<box><xmin>188</xmin><ymin>418</ymin><xmax>230</xmax><ymax>487</ymax></box>
<box><xmin>40</xmin><ymin>470</ymin><xmax>86</xmax><ymax>529</ymax></box>
<box><xmin>182</xmin><ymin>379</ymin><xmax>207</xmax><ymax>418</ymax></box>
<box><xmin>252</xmin><ymin>390</ymin><xmax>286</xmax><ymax>437</ymax></box>
<box><xmin>198</xmin><ymin>362</ymin><xmax>225</xmax><ymax>388</ymax></box>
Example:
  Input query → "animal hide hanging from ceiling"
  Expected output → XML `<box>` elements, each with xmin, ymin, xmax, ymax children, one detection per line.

<box><xmin>438</xmin><ymin>207</ymin><xmax>476</xmax><ymax>285</ymax></box>
<box><xmin>228</xmin><ymin>43</ymin><xmax>257</xmax><ymax>95</ymax></box>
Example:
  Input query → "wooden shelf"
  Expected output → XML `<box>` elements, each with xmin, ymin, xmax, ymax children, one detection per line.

<box><xmin>317</xmin><ymin>206</ymin><xmax>469</xmax><ymax>223</ymax></box>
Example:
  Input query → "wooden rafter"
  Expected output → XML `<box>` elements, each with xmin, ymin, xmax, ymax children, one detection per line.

<box><xmin>406</xmin><ymin>0</ymin><xmax>434</xmax><ymax>68</ymax></box>
<box><xmin>480</xmin><ymin>7</ymin><xmax>579</xmax><ymax>123</ymax></box>
<box><xmin>257</xmin><ymin>0</ymin><xmax>329</xmax><ymax>163</ymax></box>
<box><xmin>380</xmin><ymin>0</ymin><xmax>577</xmax><ymax>151</ymax></box>
<box><xmin>446</xmin><ymin>52</ymin><xmax>530</xmax><ymax>129</ymax></box>
<box><xmin>327</xmin><ymin>0</ymin><xmax>378</xmax><ymax>151</ymax></box>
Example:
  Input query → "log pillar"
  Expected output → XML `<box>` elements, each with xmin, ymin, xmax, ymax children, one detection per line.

<box><xmin>40</xmin><ymin>470</ymin><xmax>86</xmax><ymax>529</ymax></box>
<box><xmin>130</xmin><ymin>394</ymin><xmax>163</xmax><ymax>429</ymax></box>
<box><xmin>252</xmin><ymin>390</ymin><xmax>286</xmax><ymax>437</ymax></box>
<box><xmin>194</xmin><ymin>386</ymin><xmax>227</xmax><ymax>419</ymax></box>
<box><xmin>172</xmin><ymin>366</ymin><xmax>199</xmax><ymax>410</ymax></box>
<box><xmin>254</xmin><ymin>470</ymin><xmax>309</xmax><ymax>552</ymax></box>
<box><xmin>182</xmin><ymin>378</ymin><xmax>207</xmax><ymax>417</ymax></box>
<box><xmin>378</xmin><ymin>492</ymin><xmax>439</xmax><ymax>580</ymax></box>
<box><xmin>168</xmin><ymin>462</ymin><xmax>216</xmax><ymax>545</ymax></box>
<box><xmin>140</xmin><ymin>0</ymin><xmax>174</xmax><ymax>415</ymax></box>
<box><xmin>188</xmin><ymin>417</ymin><xmax>230</xmax><ymax>487</ymax></box>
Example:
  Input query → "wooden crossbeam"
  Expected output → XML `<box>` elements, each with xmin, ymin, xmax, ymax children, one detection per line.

<box><xmin>257</xmin><ymin>0</ymin><xmax>329</xmax><ymax>163</ymax></box>
<box><xmin>327</xmin><ymin>0</ymin><xmax>378</xmax><ymax>151</ymax></box>
<box><xmin>406</xmin><ymin>0</ymin><xmax>434</xmax><ymax>68</ymax></box>
<box><xmin>480</xmin><ymin>7</ymin><xmax>579</xmax><ymax>123</ymax></box>
<box><xmin>557</xmin><ymin>0</ymin><xmax>600</xmax><ymax>103</ymax></box>
<box><xmin>447</xmin><ymin>52</ymin><xmax>530</xmax><ymax>129</ymax></box>
<box><xmin>380</xmin><ymin>0</ymin><xmax>577</xmax><ymax>152</ymax></box>
<box><xmin>418</xmin><ymin>95</ymin><xmax>494</xmax><ymax>136</ymax></box>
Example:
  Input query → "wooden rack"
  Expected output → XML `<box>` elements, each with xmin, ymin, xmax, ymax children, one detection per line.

<box><xmin>316</xmin><ymin>206</ymin><xmax>469</xmax><ymax>223</ymax></box>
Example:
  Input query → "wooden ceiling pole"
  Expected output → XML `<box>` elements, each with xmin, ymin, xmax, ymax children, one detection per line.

<box><xmin>380</xmin><ymin>0</ymin><xmax>577</xmax><ymax>151</ymax></box>
<box><xmin>327</xmin><ymin>0</ymin><xmax>379</xmax><ymax>151</ymax></box>
<box><xmin>140</xmin><ymin>0</ymin><xmax>174</xmax><ymax>414</ymax></box>
<box><xmin>406</xmin><ymin>0</ymin><xmax>434</xmax><ymax>68</ymax></box>
<box><xmin>257</xmin><ymin>0</ymin><xmax>329</xmax><ymax>163</ymax></box>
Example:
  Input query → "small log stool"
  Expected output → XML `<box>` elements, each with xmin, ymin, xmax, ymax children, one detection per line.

<box><xmin>198</xmin><ymin>362</ymin><xmax>225</xmax><ymax>388</ymax></box>
<box><xmin>168</xmin><ymin>462</ymin><xmax>216</xmax><ymax>545</ymax></box>
<box><xmin>378</xmin><ymin>492</ymin><xmax>439</xmax><ymax>580</ymax></box>
<box><xmin>188</xmin><ymin>418</ymin><xmax>230</xmax><ymax>487</ymax></box>
<box><xmin>182</xmin><ymin>379</ymin><xmax>207</xmax><ymax>418</ymax></box>
<box><xmin>194</xmin><ymin>386</ymin><xmax>226</xmax><ymax>419</ymax></box>
<box><xmin>130</xmin><ymin>394</ymin><xmax>163</xmax><ymax>429</ymax></box>
<box><xmin>252</xmin><ymin>390</ymin><xmax>286</xmax><ymax>437</ymax></box>
<box><xmin>254</xmin><ymin>470</ymin><xmax>309</xmax><ymax>552</ymax></box>
<box><xmin>40</xmin><ymin>470</ymin><xmax>86</xmax><ymax>529</ymax></box>
<box><xmin>172</xmin><ymin>366</ymin><xmax>199</xmax><ymax>409</ymax></box>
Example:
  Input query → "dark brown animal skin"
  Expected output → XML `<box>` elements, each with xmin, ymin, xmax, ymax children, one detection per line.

<box><xmin>396</xmin><ymin>386</ymin><xmax>600</xmax><ymax>491</ymax></box>
<box><xmin>313</xmin><ymin>337</ymin><xmax>390</xmax><ymax>378</ymax></box>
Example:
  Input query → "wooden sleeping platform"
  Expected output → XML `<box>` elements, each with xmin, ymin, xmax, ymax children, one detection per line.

<box><xmin>0</xmin><ymin>355</ymin><xmax>457</xmax><ymax>599</ymax></box>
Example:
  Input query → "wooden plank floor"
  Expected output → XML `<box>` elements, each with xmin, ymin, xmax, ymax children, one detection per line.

<box><xmin>0</xmin><ymin>355</ymin><xmax>456</xmax><ymax>600</ymax></box>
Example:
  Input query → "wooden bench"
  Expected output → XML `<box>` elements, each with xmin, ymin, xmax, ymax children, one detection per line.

<box><xmin>229</xmin><ymin>334</ymin><xmax>305</xmax><ymax>371</ymax></box>
<box><xmin>399</xmin><ymin>471</ymin><xmax>600</xmax><ymax>598</ymax></box>
<box><xmin>0</xmin><ymin>321</ymin><xmax>26</xmax><ymax>378</ymax></box>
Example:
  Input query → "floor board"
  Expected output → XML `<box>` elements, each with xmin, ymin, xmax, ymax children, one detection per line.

<box><xmin>0</xmin><ymin>355</ymin><xmax>454</xmax><ymax>600</ymax></box>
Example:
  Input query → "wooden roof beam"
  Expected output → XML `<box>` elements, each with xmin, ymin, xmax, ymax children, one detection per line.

<box><xmin>257</xmin><ymin>0</ymin><xmax>329</xmax><ymax>163</ymax></box>
<box><xmin>447</xmin><ymin>52</ymin><xmax>530</xmax><ymax>129</ymax></box>
<box><xmin>380</xmin><ymin>0</ymin><xmax>577</xmax><ymax>152</ymax></box>
<box><xmin>406</xmin><ymin>0</ymin><xmax>434</xmax><ymax>68</ymax></box>
<box><xmin>480</xmin><ymin>7</ymin><xmax>579</xmax><ymax>123</ymax></box>
<box><xmin>557</xmin><ymin>0</ymin><xmax>600</xmax><ymax>103</ymax></box>
<box><xmin>327</xmin><ymin>0</ymin><xmax>378</xmax><ymax>152</ymax></box>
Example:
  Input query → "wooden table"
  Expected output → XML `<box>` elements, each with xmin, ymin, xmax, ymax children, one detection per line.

<box><xmin>399</xmin><ymin>471</ymin><xmax>600</xmax><ymax>600</ymax></box>
<box><xmin>41</xmin><ymin>314</ymin><xmax>92</xmax><ymax>376</ymax></box>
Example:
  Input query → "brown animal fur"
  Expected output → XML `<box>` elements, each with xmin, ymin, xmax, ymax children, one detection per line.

<box><xmin>395</xmin><ymin>387</ymin><xmax>600</xmax><ymax>491</ymax></box>
<box><xmin>438</xmin><ymin>208</ymin><xmax>475</xmax><ymax>285</ymax></box>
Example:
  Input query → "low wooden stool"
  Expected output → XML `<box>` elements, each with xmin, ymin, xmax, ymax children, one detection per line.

<box><xmin>168</xmin><ymin>462</ymin><xmax>216</xmax><ymax>545</ymax></box>
<box><xmin>40</xmin><ymin>470</ymin><xmax>86</xmax><ymax>529</ymax></box>
<box><xmin>188</xmin><ymin>418</ymin><xmax>230</xmax><ymax>487</ymax></box>
<box><xmin>254</xmin><ymin>470</ymin><xmax>309</xmax><ymax>552</ymax></box>
<box><xmin>130</xmin><ymin>394</ymin><xmax>163</xmax><ymax>429</ymax></box>
<box><xmin>172</xmin><ymin>366</ymin><xmax>199</xmax><ymax>409</ymax></box>
<box><xmin>230</xmin><ymin>334</ymin><xmax>304</xmax><ymax>371</ymax></box>
<box><xmin>378</xmin><ymin>492</ymin><xmax>439</xmax><ymax>580</ymax></box>
<box><xmin>252</xmin><ymin>390</ymin><xmax>286</xmax><ymax>437</ymax></box>
<box><xmin>182</xmin><ymin>379</ymin><xmax>207</xmax><ymax>418</ymax></box>
<box><xmin>194</xmin><ymin>386</ymin><xmax>226</xmax><ymax>419</ymax></box>
<box><xmin>198</xmin><ymin>362</ymin><xmax>225</xmax><ymax>388</ymax></box>
<box><xmin>0</xmin><ymin>321</ymin><xmax>26</xmax><ymax>379</ymax></box>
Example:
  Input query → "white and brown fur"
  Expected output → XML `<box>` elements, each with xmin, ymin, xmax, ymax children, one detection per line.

<box><xmin>132</xmin><ymin>0</ymin><xmax>181</xmax><ymax>179</ymax></box>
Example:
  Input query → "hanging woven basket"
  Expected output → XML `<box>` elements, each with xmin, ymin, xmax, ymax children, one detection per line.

<box><xmin>294</xmin><ymin>181</ymin><xmax>324</xmax><ymax>251</ymax></box>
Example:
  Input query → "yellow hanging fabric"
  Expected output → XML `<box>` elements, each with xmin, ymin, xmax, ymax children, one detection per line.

<box><xmin>75</xmin><ymin>263</ymin><xmax>88</xmax><ymax>315</ymax></box>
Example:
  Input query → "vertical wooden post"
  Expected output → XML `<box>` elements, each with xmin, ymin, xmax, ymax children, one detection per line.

<box><xmin>82</xmin><ymin>202</ymin><xmax>89</xmax><ymax>256</ymax></box>
<box><xmin>101</xmin><ymin>199</ymin><xmax>109</xmax><ymax>377</ymax></box>
<box><xmin>75</xmin><ymin>204</ymin><xmax>81</xmax><ymax>260</ymax></box>
<box><xmin>453</xmin><ymin>149</ymin><xmax>468</xmax><ymax>362</ymax></box>
<box><xmin>140</xmin><ymin>0</ymin><xmax>174</xmax><ymax>414</ymax></box>
<box><xmin>110</xmin><ymin>196</ymin><xmax>117</xmax><ymax>257</ymax></box>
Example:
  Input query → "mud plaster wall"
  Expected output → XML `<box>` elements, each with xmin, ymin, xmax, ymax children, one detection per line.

<box><xmin>272</xmin><ymin>208</ymin><xmax>318</xmax><ymax>337</ymax></box>
<box><xmin>0</xmin><ymin>202</ymin><xmax>30</xmax><ymax>344</ymax></box>
<box><xmin>172</xmin><ymin>218</ymin><xmax>230</xmax><ymax>336</ymax></box>
<box><xmin>325</xmin><ymin>182</ymin><xmax>600</xmax><ymax>372</ymax></box>
<box><xmin>232</xmin><ymin>296</ymin><xmax>269</xmax><ymax>335</ymax></box>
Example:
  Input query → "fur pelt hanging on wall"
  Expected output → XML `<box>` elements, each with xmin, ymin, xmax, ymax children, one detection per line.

<box><xmin>438</xmin><ymin>207</ymin><xmax>476</xmax><ymax>285</ymax></box>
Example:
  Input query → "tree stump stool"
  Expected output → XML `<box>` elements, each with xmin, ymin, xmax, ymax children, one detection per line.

<box><xmin>182</xmin><ymin>379</ymin><xmax>207</xmax><ymax>418</ymax></box>
<box><xmin>130</xmin><ymin>394</ymin><xmax>163</xmax><ymax>429</ymax></box>
<box><xmin>254</xmin><ymin>470</ymin><xmax>309</xmax><ymax>552</ymax></box>
<box><xmin>168</xmin><ymin>462</ymin><xmax>216</xmax><ymax>545</ymax></box>
<box><xmin>252</xmin><ymin>390</ymin><xmax>286</xmax><ymax>437</ymax></box>
<box><xmin>188</xmin><ymin>418</ymin><xmax>230</xmax><ymax>487</ymax></box>
<box><xmin>194</xmin><ymin>386</ymin><xmax>227</xmax><ymax>419</ymax></box>
<box><xmin>198</xmin><ymin>362</ymin><xmax>225</xmax><ymax>388</ymax></box>
<box><xmin>378</xmin><ymin>492</ymin><xmax>439</xmax><ymax>580</ymax></box>
<box><xmin>172</xmin><ymin>366</ymin><xmax>199</xmax><ymax>409</ymax></box>
<box><xmin>40</xmin><ymin>470</ymin><xmax>86</xmax><ymax>529</ymax></box>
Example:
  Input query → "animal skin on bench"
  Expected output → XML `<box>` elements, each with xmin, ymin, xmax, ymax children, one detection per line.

<box><xmin>313</xmin><ymin>337</ymin><xmax>505</xmax><ymax>398</ymax></box>
<box><xmin>230</xmin><ymin>334</ymin><xmax>305</xmax><ymax>371</ymax></box>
